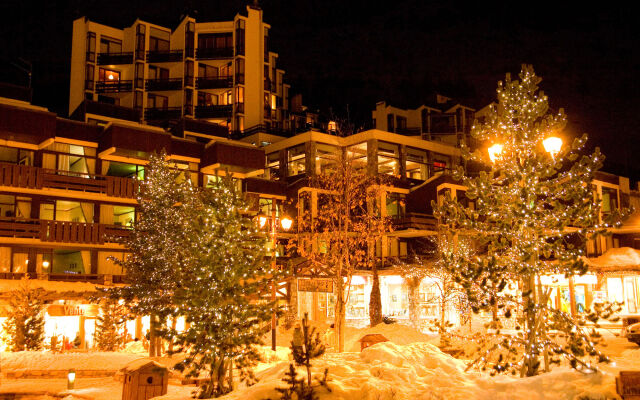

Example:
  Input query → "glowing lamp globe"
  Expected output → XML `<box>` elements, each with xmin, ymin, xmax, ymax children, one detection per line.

<box><xmin>258</xmin><ymin>215</ymin><xmax>268</xmax><ymax>228</ymax></box>
<box><xmin>543</xmin><ymin>136</ymin><xmax>562</xmax><ymax>157</ymax></box>
<box><xmin>280</xmin><ymin>216</ymin><xmax>293</xmax><ymax>231</ymax></box>
<box><xmin>488</xmin><ymin>143</ymin><xmax>503</xmax><ymax>163</ymax></box>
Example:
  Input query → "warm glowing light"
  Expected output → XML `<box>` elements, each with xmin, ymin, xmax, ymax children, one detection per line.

<box><xmin>280</xmin><ymin>216</ymin><xmax>293</xmax><ymax>231</ymax></box>
<box><xmin>328</xmin><ymin>121</ymin><xmax>337</xmax><ymax>131</ymax></box>
<box><xmin>67</xmin><ymin>369</ymin><xmax>76</xmax><ymax>389</ymax></box>
<box><xmin>108</xmin><ymin>74</ymin><xmax>114</xmax><ymax>80</ymax></box>
<box><xmin>258</xmin><ymin>215</ymin><xmax>268</xmax><ymax>228</ymax></box>
<box><xmin>488</xmin><ymin>143</ymin><xmax>503</xmax><ymax>163</ymax></box>
<box><xmin>543</xmin><ymin>136</ymin><xmax>562</xmax><ymax>157</ymax></box>
<box><xmin>42</xmin><ymin>261</ymin><xmax>50</xmax><ymax>269</ymax></box>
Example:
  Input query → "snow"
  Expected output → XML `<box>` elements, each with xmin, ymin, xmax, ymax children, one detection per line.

<box><xmin>585</xmin><ymin>247</ymin><xmax>640</xmax><ymax>269</ymax></box>
<box><xmin>120</xmin><ymin>358</ymin><xmax>166</xmax><ymax>372</ymax></box>
<box><xmin>0</xmin><ymin>351</ymin><xmax>144</xmax><ymax>372</ymax></box>
<box><xmin>344</xmin><ymin>322</ymin><xmax>438</xmax><ymax>352</ymax></box>
<box><xmin>0</xmin><ymin>279</ymin><xmax>104</xmax><ymax>293</ymax></box>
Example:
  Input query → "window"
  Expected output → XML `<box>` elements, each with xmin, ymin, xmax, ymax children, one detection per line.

<box><xmin>86</xmin><ymin>32</ymin><xmax>96</xmax><ymax>62</ymax></box>
<box><xmin>40</xmin><ymin>200</ymin><xmax>93</xmax><ymax>223</ymax></box>
<box><xmin>198</xmin><ymin>91</ymin><xmax>217</xmax><ymax>107</ymax></box>
<box><xmin>316</xmin><ymin>143</ymin><xmax>339</xmax><ymax>173</ymax></box>
<box><xmin>184</xmin><ymin>60</ymin><xmax>194</xmax><ymax>86</ymax></box>
<box><xmin>149</xmin><ymin>28</ymin><xmax>170</xmax><ymax>51</ymax></box>
<box><xmin>85</xmin><ymin>64</ymin><xmax>95</xmax><ymax>90</ymax></box>
<box><xmin>135</xmin><ymin>24</ymin><xmax>146</xmax><ymax>60</ymax></box>
<box><xmin>235</xmin><ymin>20</ymin><xmax>245</xmax><ymax>56</ymax></box>
<box><xmin>99</xmin><ymin>36</ymin><xmax>122</xmax><ymax>54</ymax></box>
<box><xmin>266</xmin><ymin>152</ymin><xmax>280</xmax><ymax>180</ymax></box>
<box><xmin>287</xmin><ymin>144</ymin><xmax>306</xmax><ymax>176</ymax></box>
<box><xmin>147</xmin><ymin>94</ymin><xmax>168</xmax><ymax>109</ymax></box>
<box><xmin>347</xmin><ymin>142</ymin><xmax>368</xmax><ymax>170</ymax></box>
<box><xmin>601</xmin><ymin>186</ymin><xmax>619</xmax><ymax>214</ymax></box>
<box><xmin>185</xmin><ymin>21</ymin><xmax>195</xmax><ymax>57</ymax></box>
<box><xmin>53</xmin><ymin>250</ymin><xmax>89</xmax><ymax>274</ymax></box>
<box><xmin>198</xmin><ymin>33</ymin><xmax>232</xmax><ymax>49</ymax></box>
<box><xmin>99</xmin><ymin>68</ymin><xmax>120</xmax><ymax>82</ymax></box>
<box><xmin>0</xmin><ymin>195</ymin><xmax>31</xmax><ymax>218</ymax></box>
<box><xmin>148</xmin><ymin>65</ymin><xmax>169</xmax><ymax>80</ymax></box>
<box><xmin>431</xmin><ymin>156</ymin><xmax>449</xmax><ymax>175</ymax></box>
<box><xmin>377</xmin><ymin>141</ymin><xmax>400</xmax><ymax>176</ymax></box>
<box><xmin>263</xmin><ymin>27</ymin><xmax>269</xmax><ymax>62</ymax></box>
<box><xmin>387</xmin><ymin>114</ymin><xmax>394</xmax><ymax>132</ymax></box>
<box><xmin>406</xmin><ymin>147</ymin><xmax>428</xmax><ymax>180</ymax></box>
<box><xmin>42</xmin><ymin>143</ymin><xmax>96</xmax><ymax>175</ymax></box>
<box><xmin>0</xmin><ymin>146</ymin><xmax>33</xmax><ymax>165</ymax></box>
<box><xmin>386</xmin><ymin>192</ymin><xmax>405</xmax><ymax>219</ymax></box>
<box><xmin>198</xmin><ymin>63</ymin><xmax>218</xmax><ymax>78</ymax></box>
<box><xmin>103</xmin><ymin>161</ymin><xmax>144</xmax><ymax>179</ymax></box>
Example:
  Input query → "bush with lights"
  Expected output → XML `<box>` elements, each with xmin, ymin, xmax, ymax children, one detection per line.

<box><xmin>434</xmin><ymin>65</ymin><xmax>625</xmax><ymax>376</ymax></box>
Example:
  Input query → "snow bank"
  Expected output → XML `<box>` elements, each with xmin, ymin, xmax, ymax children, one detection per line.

<box><xmin>0</xmin><ymin>279</ymin><xmax>104</xmax><ymax>293</ymax></box>
<box><xmin>0</xmin><ymin>351</ymin><xmax>144</xmax><ymax>372</ymax></box>
<box><xmin>203</xmin><ymin>341</ymin><xmax>618</xmax><ymax>400</ymax></box>
<box><xmin>344</xmin><ymin>322</ymin><xmax>438</xmax><ymax>352</ymax></box>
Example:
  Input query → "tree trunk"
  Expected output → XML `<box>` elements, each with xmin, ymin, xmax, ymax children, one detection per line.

<box><xmin>369</xmin><ymin>265</ymin><xmax>382</xmax><ymax>327</ymax></box>
<box><xmin>168</xmin><ymin>316</ymin><xmax>177</xmax><ymax>354</ymax></box>
<box><xmin>284</xmin><ymin>277</ymin><xmax>298</xmax><ymax>329</ymax></box>
<box><xmin>407</xmin><ymin>278</ymin><xmax>421</xmax><ymax>330</ymax></box>
<box><xmin>149</xmin><ymin>316</ymin><xmax>157</xmax><ymax>358</ymax></box>
<box><xmin>521</xmin><ymin>273</ymin><xmax>538</xmax><ymax>377</ymax></box>
<box><xmin>335</xmin><ymin>278</ymin><xmax>346</xmax><ymax>352</ymax></box>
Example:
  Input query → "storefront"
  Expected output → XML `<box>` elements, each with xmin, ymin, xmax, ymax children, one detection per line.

<box><xmin>540</xmin><ymin>274</ymin><xmax>598</xmax><ymax>315</ymax></box>
<box><xmin>45</xmin><ymin>302</ymin><xmax>99</xmax><ymax>349</ymax></box>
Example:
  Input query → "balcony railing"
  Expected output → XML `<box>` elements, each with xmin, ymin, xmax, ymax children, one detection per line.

<box><xmin>146</xmin><ymin>49</ymin><xmax>183</xmax><ymax>63</ymax></box>
<box><xmin>195</xmin><ymin>104</ymin><xmax>232</xmax><ymax>119</ymax></box>
<box><xmin>0</xmin><ymin>162</ymin><xmax>139</xmax><ymax>198</ymax></box>
<box><xmin>144</xmin><ymin>107</ymin><xmax>183</xmax><ymax>121</ymax></box>
<box><xmin>393</xmin><ymin>212</ymin><xmax>437</xmax><ymax>231</ymax></box>
<box><xmin>97</xmin><ymin>52</ymin><xmax>134</xmax><ymax>65</ymax></box>
<box><xmin>145</xmin><ymin>78</ymin><xmax>183</xmax><ymax>91</ymax></box>
<box><xmin>195</xmin><ymin>47</ymin><xmax>234</xmax><ymax>60</ymax></box>
<box><xmin>71</xmin><ymin>99</ymin><xmax>141</xmax><ymax>123</ymax></box>
<box><xmin>95</xmin><ymin>80</ymin><xmax>133</xmax><ymax>93</ymax></box>
<box><xmin>0</xmin><ymin>217</ymin><xmax>131</xmax><ymax>244</ymax></box>
<box><xmin>196</xmin><ymin>76</ymin><xmax>233</xmax><ymax>89</ymax></box>
<box><xmin>395</xmin><ymin>127</ymin><xmax>422</xmax><ymax>136</ymax></box>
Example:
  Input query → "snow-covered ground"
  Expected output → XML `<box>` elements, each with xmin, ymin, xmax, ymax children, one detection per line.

<box><xmin>1</xmin><ymin>323</ymin><xmax>637</xmax><ymax>399</ymax></box>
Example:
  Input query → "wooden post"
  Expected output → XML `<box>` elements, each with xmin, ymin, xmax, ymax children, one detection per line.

<box><xmin>569</xmin><ymin>276</ymin><xmax>577</xmax><ymax>317</ymax></box>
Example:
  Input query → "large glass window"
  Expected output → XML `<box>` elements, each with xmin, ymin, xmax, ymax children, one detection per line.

<box><xmin>0</xmin><ymin>195</ymin><xmax>31</xmax><ymax>218</ymax></box>
<box><xmin>601</xmin><ymin>186</ymin><xmax>619</xmax><ymax>215</ymax></box>
<box><xmin>266</xmin><ymin>152</ymin><xmax>280</xmax><ymax>180</ymax></box>
<box><xmin>0</xmin><ymin>146</ymin><xmax>33</xmax><ymax>165</ymax></box>
<box><xmin>287</xmin><ymin>144</ymin><xmax>306</xmax><ymax>176</ymax></box>
<box><xmin>103</xmin><ymin>161</ymin><xmax>144</xmax><ymax>179</ymax></box>
<box><xmin>406</xmin><ymin>147</ymin><xmax>428</xmax><ymax>180</ymax></box>
<box><xmin>52</xmin><ymin>249</ymin><xmax>90</xmax><ymax>274</ymax></box>
<box><xmin>431</xmin><ymin>155</ymin><xmax>449</xmax><ymax>175</ymax></box>
<box><xmin>100</xmin><ymin>204</ymin><xmax>134</xmax><ymax>227</ymax></box>
<box><xmin>40</xmin><ymin>200</ymin><xmax>94</xmax><ymax>223</ymax></box>
<box><xmin>377</xmin><ymin>141</ymin><xmax>399</xmax><ymax>176</ymax></box>
<box><xmin>386</xmin><ymin>192</ymin><xmax>405</xmax><ymax>219</ymax></box>
<box><xmin>42</xmin><ymin>143</ymin><xmax>96</xmax><ymax>175</ymax></box>
<box><xmin>198</xmin><ymin>32</ymin><xmax>233</xmax><ymax>50</ymax></box>
<box><xmin>346</xmin><ymin>142</ymin><xmax>367</xmax><ymax>170</ymax></box>
<box><xmin>99</xmin><ymin>36</ymin><xmax>122</xmax><ymax>54</ymax></box>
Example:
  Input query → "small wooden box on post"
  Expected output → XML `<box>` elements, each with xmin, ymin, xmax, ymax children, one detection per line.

<box><xmin>121</xmin><ymin>359</ymin><xmax>168</xmax><ymax>400</ymax></box>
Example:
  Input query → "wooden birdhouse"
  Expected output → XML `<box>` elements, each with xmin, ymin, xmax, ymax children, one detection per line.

<box><xmin>121</xmin><ymin>359</ymin><xmax>169</xmax><ymax>400</ymax></box>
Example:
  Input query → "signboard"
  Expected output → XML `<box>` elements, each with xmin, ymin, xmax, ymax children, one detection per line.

<box><xmin>298</xmin><ymin>279</ymin><xmax>333</xmax><ymax>293</ymax></box>
<box><xmin>593</xmin><ymin>290</ymin><xmax>607</xmax><ymax>304</ymax></box>
<box><xmin>47</xmin><ymin>304</ymin><xmax>99</xmax><ymax>318</ymax></box>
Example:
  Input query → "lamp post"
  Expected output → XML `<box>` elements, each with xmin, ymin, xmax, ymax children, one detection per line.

<box><xmin>258</xmin><ymin>202</ymin><xmax>292</xmax><ymax>351</ymax></box>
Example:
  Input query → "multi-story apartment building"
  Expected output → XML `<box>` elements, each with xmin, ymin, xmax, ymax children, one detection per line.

<box><xmin>371</xmin><ymin>95</ymin><xmax>477</xmax><ymax>148</ymax></box>
<box><xmin>0</xmin><ymin>87</ymin><xmax>287</xmax><ymax>349</ymax></box>
<box><xmin>69</xmin><ymin>5</ymin><xmax>294</xmax><ymax>142</ymax></box>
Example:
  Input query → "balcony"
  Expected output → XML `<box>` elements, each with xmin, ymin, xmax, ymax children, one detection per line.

<box><xmin>195</xmin><ymin>47</ymin><xmax>234</xmax><ymax>60</ymax></box>
<box><xmin>172</xmin><ymin>117</ymin><xmax>229</xmax><ymax>139</ymax></box>
<box><xmin>97</xmin><ymin>52</ymin><xmax>134</xmax><ymax>65</ymax></box>
<box><xmin>0</xmin><ymin>162</ymin><xmax>139</xmax><ymax>198</ymax></box>
<box><xmin>70</xmin><ymin>99</ymin><xmax>141</xmax><ymax>123</ymax></box>
<box><xmin>195</xmin><ymin>104</ymin><xmax>232</xmax><ymax>119</ymax></box>
<box><xmin>393</xmin><ymin>212</ymin><xmax>437</xmax><ymax>231</ymax></box>
<box><xmin>95</xmin><ymin>80</ymin><xmax>133</xmax><ymax>93</ymax></box>
<box><xmin>196</xmin><ymin>76</ymin><xmax>233</xmax><ymax>90</ymax></box>
<box><xmin>0</xmin><ymin>217</ymin><xmax>131</xmax><ymax>245</ymax></box>
<box><xmin>0</xmin><ymin>82</ymin><xmax>32</xmax><ymax>102</ymax></box>
<box><xmin>144</xmin><ymin>107</ymin><xmax>183</xmax><ymax>121</ymax></box>
<box><xmin>145</xmin><ymin>78</ymin><xmax>183</xmax><ymax>91</ymax></box>
<box><xmin>146</xmin><ymin>49</ymin><xmax>183</xmax><ymax>63</ymax></box>
<box><xmin>0</xmin><ymin>272</ymin><xmax>128</xmax><ymax>285</ymax></box>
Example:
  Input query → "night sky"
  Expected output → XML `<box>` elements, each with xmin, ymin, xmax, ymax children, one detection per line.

<box><xmin>1</xmin><ymin>1</ymin><xmax>638</xmax><ymax>181</ymax></box>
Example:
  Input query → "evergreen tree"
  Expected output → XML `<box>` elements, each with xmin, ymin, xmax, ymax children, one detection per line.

<box><xmin>95</xmin><ymin>298</ymin><xmax>127</xmax><ymax>351</ymax></box>
<box><xmin>106</xmin><ymin>150</ymin><xmax>194</xmax><ymax>357</ymax></box>
<box><xmin>435</xmin><ymin>65</ymin><xmax>624</xmax><ymax>376</ymax></box>
<box><xmin>172</xmin><ymin>174</ymin><xmax>277</xmax><ymax>399</ymax></box>
<box><xmin>2</xmin><ymin>276</ymin><xmax>46</xmax><ymax>351</ymax></box>
<box><xmin>276</xmin><ymin>313</ymin><xmax>330</xmax><ymax>400</ymax></box>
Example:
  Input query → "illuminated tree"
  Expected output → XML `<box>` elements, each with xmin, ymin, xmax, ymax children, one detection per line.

<box><xmin>435</xmin><ymin>65</ymin><xmax>624</xmax><ymax>376</ymax></box>
<box><xmin>95</xmin><ymin>298</ymin><xmax>127</xmax><ymax>351</ymax></box>
<box><xmin>2</xmin><ymin>276</ymin><xmax>46</xmax><ymax>351</ymax></box>
<box><xmin>172</xmin><ymin>174</ymin><xmax>276</xmax><ymax>398</ymax></box>
<box><xmin>292</xmin><ymin>149</ymin><xmax>391</xmax><ymax>352</ymax></box>
<box><xmin>107</xmin><ymin>150</ymin><xmax>193</xmax><ymax>357</ymax></box>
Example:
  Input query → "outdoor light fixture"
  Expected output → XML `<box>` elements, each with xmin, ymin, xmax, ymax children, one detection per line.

<box><xmin>543</xmin><ymin>136</ymin><xmax>562</xmax><ymax>158</ymax></box>
<box><xmin>280</xmin><ymin>216</ymin><xmax>293</xmax><ymax>231</ymax></box>
<box><xmin>42</xmin><ymin>261</ymin><xmax>50</xmax><ymax>269</ymax></box>
<box><xmin>488</xmin><ymin>143</ymin><xmax>503</xmax><ymax>163</ymax></box>
<box><xmin>258</xmin><ymin>214</ymin><xmax>268</xmax><ymax>228</ymax></box>
<box><xmin>67</xmin><ymin>369</ymin><xmax>76</xmax><ymax>389</ymax></box>
<box><xmin>108</xmin><ymin>74</ymin><xmax>114</xmax><ymax>80</ymax></box>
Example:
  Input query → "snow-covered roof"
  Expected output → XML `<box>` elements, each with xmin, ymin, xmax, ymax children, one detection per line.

<box><xmin>585</xmin><ymin>247</ymin><xmax>640</xmax><ymax>271</ymax></box>
<box><xmin>120</xmin><ymin>358</ymin><xmax>167</xmax><ymax>373</ymax></box>
<box><xmin>0</xmin><ymin>279</ymin><xmax>103</xmax><ymax>295</ymax></box>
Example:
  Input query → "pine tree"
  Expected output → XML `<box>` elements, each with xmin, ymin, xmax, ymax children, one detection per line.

<box><xmin>435</xmin><ymin>65</ymin><xmax>624</xmax><ymax>376</ymax></box>
<box><xmin>106</xmin><ymin>150</ymin><xmax>193</xmax><ymax>357</ymax></box>
<box><xmin>276</xmin><ymin>313</ymin><xmax>330</xmax><ymax>400</ymax></box>
<box><xmin>172</xmin><ymin>174</ymin><xmax>277</xmax><ymax>399</ymax></box>
<box><xmin>95</xmin><ymin>298</ymin><xmax>127</xmax><ymax>351</ymax></box>
<box><xmin>2</xmin><ymin>276</ymin><xmax>46</xmax><ymax>351</ymax></box>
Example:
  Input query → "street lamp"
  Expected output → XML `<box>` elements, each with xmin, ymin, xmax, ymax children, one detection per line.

<box><xmin>487</xmin><ymin>143</ymin><xmax>503</xmax><ymax>163</ymax></box>
<box><xmin>257</xmin><ymin>205</ymin><xmax>292</xmax><ymax>351</ymax></box>
<box><xmin>543</xmin><ymin>136</ymin><xmax>562</xmax><ymax>158</ymax></box>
